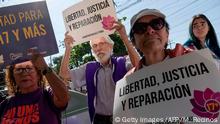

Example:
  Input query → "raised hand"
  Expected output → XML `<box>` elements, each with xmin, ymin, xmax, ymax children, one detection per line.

<box><xmin>28</xmin><ymin>48</ymin><xmax>47</xmax><ymax>71</ymax></box>
<box><xmin>64</xmin><ymin>31</ymin><xmax>75</xmax><ymax>49</ymax></box>
<box><xmin>110</xmin><ymin>21</ymin><xmax>128</xmax><ymax>41</ymax></box>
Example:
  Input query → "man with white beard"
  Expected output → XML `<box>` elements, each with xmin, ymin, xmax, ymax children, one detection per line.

<box><xmin>59</xmin><ymin>21</ymin><xmax>139</xmax><ymax>124</ymax></box>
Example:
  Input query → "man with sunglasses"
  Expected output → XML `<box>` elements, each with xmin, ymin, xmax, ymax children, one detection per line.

<box><xmin>127</xmin><ymin>8</ymin><xmax>191</xmax><ymax>70</ymax></box>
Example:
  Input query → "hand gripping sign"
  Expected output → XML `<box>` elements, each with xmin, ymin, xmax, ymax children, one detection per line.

<box><xmin>113</xmin><ymin>49</ymin><xmax>220</xmax><ymax>124</ymax></box>
<box><xmin>63</xmin><ymin>0</ymin><xmax>117</xmax><ymax>46</ymax></box>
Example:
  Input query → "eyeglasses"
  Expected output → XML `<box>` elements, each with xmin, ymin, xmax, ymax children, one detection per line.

<box><xmin>91</xmin><ymin>42</ymin><xmax>108</xmax><ymax>49</ymax></box>
<box><xmin>132</xmin><ymin>18</ymin><xmax>165</xmax><ymax>34</ymax></box>
<box><xmin>13</xmin><ymin>67</ymin><xmax>35</xmax><ymax>74</ymax></box>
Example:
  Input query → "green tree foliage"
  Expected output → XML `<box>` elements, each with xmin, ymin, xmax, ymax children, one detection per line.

<box><xmin>51</xmin><ymin>56</ymin><xmax>62</xmax><ymax>73</ymax></box>
<box><xmin>69</xmin><ymin>42</ymin><xmax>94</xmax><ymax>68</ymax></box>
<box><xmin>52</xmin><ymin>17</ymin><xmax>129</xmax><ymax>70</ymax></box>
<box><xmin>52</xmin><ymin>32</ymin><xmax>128</xmax><ymax>71</ymax></box>
<box><xmin>110</xmin><ymin>33</ymin><xmax>127</xmax><ymax>56</ymax></box>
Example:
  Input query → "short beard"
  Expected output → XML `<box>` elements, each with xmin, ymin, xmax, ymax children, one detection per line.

<box><xmin>92</xmin><ymin>51</ymin><xmax>112</xmax><ymax>64</ymax></box>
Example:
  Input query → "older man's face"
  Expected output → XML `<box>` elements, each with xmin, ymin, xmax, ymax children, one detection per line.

<box><xmin>90</xmin><ymin>37</ymin><xmax>113</xmax><ymax>64</ymax></box>
<box><xmin>133</xmin><ymin>15</ymin><xmax>168</xmax><ymax>55</ymax></box>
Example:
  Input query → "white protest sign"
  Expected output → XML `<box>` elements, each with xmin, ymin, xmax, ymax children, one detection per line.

<box><xmin>113</xmin><ymin>49</ymin><xmax>220</xmax><ymax>124</ymax></box>
<box><xmin>63</xmin><ymin>0</ymin><xmax>117</xmax><ymax>46</ymax></box>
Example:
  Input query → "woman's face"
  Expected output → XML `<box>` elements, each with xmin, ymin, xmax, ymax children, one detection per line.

<box><xmin>133</xmin><ymin>15</ymin><xmax>168</xmax><ymax>56</ymax></box>
<box><xmin>192</xmin><ymin>17</ymin><xmax>209</xmax><ymax>41</ymax></box>
<box><xmin>13</xmin><ymin>61</ymin><xmax>39</xmax><ymax>93</ymax></box>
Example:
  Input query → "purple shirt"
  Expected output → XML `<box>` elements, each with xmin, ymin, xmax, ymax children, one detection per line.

<box><xmin>0</xmin><ymin>88</ymin><xmax>63</xmax><ymax>124</ymax></box>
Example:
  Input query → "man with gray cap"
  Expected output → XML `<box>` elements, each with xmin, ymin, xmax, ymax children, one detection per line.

<box><xmin>126</xmin><ymin>8</ymin><xmax>191</xmax><ymax>71</ymax></box>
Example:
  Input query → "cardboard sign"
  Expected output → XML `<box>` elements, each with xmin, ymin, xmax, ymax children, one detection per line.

<box><xmin>63</xmin><ymin>0</ymin><xmax>117</xmax><ymax>46</ymax></box>
<box><xmin>113</xmin><ymin>49</ymin><xmax>220</xmax><ymax>124</ymax></box>
<box><xmin>0</xmin><ymin>1</ymin><xmax>58</xmax><ymax>68</ymax></box>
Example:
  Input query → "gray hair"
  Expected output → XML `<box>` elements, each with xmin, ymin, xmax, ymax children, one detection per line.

<box><xmin>89</xmin><ymin>35</ymin><xmax>114</xmax><ymax>47</ymax></box>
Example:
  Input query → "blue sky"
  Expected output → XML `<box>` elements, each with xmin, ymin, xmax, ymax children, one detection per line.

<box><xmin>114</xmin><ymin>0</ymin><xmax>220</xmax><ymax>47</ymax></box>
<box><xmin>1</xmin><ymin>0</ymin><xmax>220</xmax><ymax>61</ymax></box>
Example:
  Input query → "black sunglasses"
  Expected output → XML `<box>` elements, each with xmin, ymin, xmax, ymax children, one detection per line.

<box><xmin>132</xmin><ymin>18</ymin><xmax>165</xmax><ymax>34</ymax></box>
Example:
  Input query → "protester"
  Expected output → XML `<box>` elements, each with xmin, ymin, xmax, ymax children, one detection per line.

<box><xmin>59</xmin><ymin>21</ymin><xmax>139</xmax><ymax>124</ymax></box>
<box><xmin>0</xmin><ymin>50</ymin><xmax>69</xmax><ymax>124</ymax></box>
<box><xmin>184</xmin><ymin>14</ymin><xmax>220</xmax><ymax>59</ymax></box>
<box><xmin>127</xmin><ymin>8</ymin><xmax>191</xmax><ymax>72</ymax></box>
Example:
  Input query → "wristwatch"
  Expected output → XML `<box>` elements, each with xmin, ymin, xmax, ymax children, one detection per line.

<box><xmin>42</xmin><ymin>67</ymin><xmax>53</xmax><ymax>75</ymax></box>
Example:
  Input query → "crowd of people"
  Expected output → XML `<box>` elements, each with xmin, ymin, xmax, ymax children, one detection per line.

<box><xmin>0</xmin><ymin>5</ymin><xmax>219</xmax><ymax>124</ymax></box>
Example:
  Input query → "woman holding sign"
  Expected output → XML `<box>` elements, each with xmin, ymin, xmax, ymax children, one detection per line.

<box><xmin>0</xmin><ymin>50</ymin><xmax>69</xmax><ymax>124</ymax></box>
